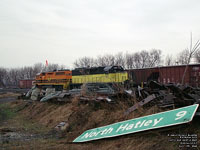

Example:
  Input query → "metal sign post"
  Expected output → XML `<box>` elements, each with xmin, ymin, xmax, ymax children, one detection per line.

<box><xmin>73</xmin><ymin>104</ymin><xmax>199</xmax><ymax>142</ymax></box>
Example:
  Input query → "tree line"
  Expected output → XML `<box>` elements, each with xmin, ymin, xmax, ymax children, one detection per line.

<box><xmin>74</xmin><ymin>49</ymin><xmax>200</xmax><ymax>68</ymax></box>
<box><xmin>0</xmin><ymin>49</ymin><xmax>200</xmax><ymax>88</ymax></box>
<box><xmin>0</xmin><ymin>63</ymin><xmax>65</xmax><ymax>87</ymax></box>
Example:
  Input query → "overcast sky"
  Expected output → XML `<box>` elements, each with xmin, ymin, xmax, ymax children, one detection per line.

<box><xmin>0</xmin><ymin>0</ymin><xmax>200</xmax><ymax>68</ymax></box>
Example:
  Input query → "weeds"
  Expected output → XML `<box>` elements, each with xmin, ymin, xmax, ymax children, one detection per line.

<box><xmin>0</xmin><ymin>103</ymin><xmax>16</xmax><ymax>122</ymax></box>
<box><xmin>0</xmin><ymin>94</ymin><xmax>199</xmax><ymax>150</ymax></box>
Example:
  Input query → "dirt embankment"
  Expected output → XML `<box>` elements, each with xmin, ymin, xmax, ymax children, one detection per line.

<box><xmin>1</xmin><ymin>96</ymin><xmax>200</xmax><ymax>150</ymax></box>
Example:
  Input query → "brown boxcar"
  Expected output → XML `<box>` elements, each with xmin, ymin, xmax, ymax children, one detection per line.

<box><xmin>128</xmin><ymin>64</ymin><xmax>200</xmax><ymax>87</ymax></box>
<box><xmin>19</xmin><ymin>79</ymin><xmax>34</xmax><ymax>89</ymax></box>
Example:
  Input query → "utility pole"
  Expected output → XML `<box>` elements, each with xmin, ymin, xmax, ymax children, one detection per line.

<box><xmin>181</xmin><ymin>33</ymin><xmax>200</xmax><ymax>85</ymax></box>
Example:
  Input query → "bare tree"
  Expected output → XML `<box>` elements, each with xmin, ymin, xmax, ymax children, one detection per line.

<box><xmin>176</xmin><ymin>49</ymin><xmax>190</xmax><ymax>65</ymax></box>
<box><xmin>7</xmin><ymin>69</ymin><xmax>20</xmax><ymax>86</ymax></box>
<box><xmin>148</xmin><ymin>49</ymin><xmax>162</xmax><ymax>67</ymax></box>
<box><xmin>125</xmin><ymin>52</ymin><xmax>134</xmax><ymax>69</ymax></box>
<box><xmin>165</xmin><ymin>54</ymin><xmax>175</xmax><ymax>66</ymax></box>
<box><xmin>115</xmin><ymin>52</ymin><xmax>125</xmax><ymax>68</ymax></box>
<box><xmin>19</xmin><ymin>67</ymin><xmax>34</xmax><ymax>79</ymax></box>
<box><xmin>95</xmin><ymin>55</ymin><xmax>106</xmax><ymax>66</ymax></box>
<box><xmin>73</xmin><ymin>57</ymin><xmax>95</xmax><ymax>68</ymax></box>
<box><xmin>59</xmin><ymin>64</ymin><xmax>67</xmax><ymax>70</ymax></box>
<box><xmin>33</xmin><ymin>63</ymin><xmax>43</xmax><ymax>74</ymax></box>
<box><xmin>140</xmin><ymin>50</ymin><xmax>150</xmax><ymax>68</ymax></box>
<box><xmin>103</xmin><ymin>54</ymin><xmax>115</xmax><ymax>66</ymax></box>
<box><xmin>94</xmin><ymin>55</ymin><xmax>115</xmax><ymax>66</ymax></box>
<box><xmin>0</xmin><ymin>68</ymin><xmax>7</xmax><ymax>87</ymax></box>
<box><xmin>132</xmin><ymin>52</ymin><xmax>141</xmax><ymax>69</ymax></box>
<box><xmin>195</xmin><ymin>51</ymin><xmax>200</xmax><ymax>63</ymax></box>
<box><xmin>46</xmin><ymin>63</ymin><xmax>59</xmax><ymax>71</ymax></box>
<box><xmin>129</xmin><ymin>49</ymin><xmax>162</xmax><ymax>69</ymax></box>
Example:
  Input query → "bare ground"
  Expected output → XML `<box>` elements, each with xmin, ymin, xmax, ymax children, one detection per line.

<box><xmin>0</xmin><ymin>94</ymin><xmax>199</xmax><ymax>150</ymax></box>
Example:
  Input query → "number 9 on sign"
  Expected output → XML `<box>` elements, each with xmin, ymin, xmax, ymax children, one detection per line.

<box><xmin>175</xmin><ymin>111</ymin><xmax>187</xmax><ymax>120</ymax></box>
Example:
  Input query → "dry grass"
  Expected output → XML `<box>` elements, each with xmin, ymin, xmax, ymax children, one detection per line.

<box><xmin>0</xmin><ymin>92</ymin><xmax>20</xmax><ymax>98</ymax></box>
<box><xmin>1</xmin><ymin>97</ymin><xmax>199</xmax><ymax>150</ymax></box>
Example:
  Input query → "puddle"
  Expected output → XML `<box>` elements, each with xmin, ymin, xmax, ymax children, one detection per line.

<box><xmin>0</xmin><ymin>97</ymin><xmax>17</xmax><ymax>104</ymax></box>
<box><xmin>0</xmin><ymin>129</ymin><xmax>40</xmax><ymax>144</ymax></box>
<box><xmin>0</xmin><ymin>128</ymin><xmax>60</xmax><ymax>144</ymax></box>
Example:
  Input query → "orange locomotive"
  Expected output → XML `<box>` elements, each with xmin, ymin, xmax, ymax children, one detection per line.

<box><xmin>34</xmin><ymin>70</ymin><xmax>72</xmax><ymax>90</ymax></box>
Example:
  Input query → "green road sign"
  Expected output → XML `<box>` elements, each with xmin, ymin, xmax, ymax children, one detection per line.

<box><xmin>73</xmin><ymin>104</ymin><xmax>199</xmax><ymax>142</ymax></box>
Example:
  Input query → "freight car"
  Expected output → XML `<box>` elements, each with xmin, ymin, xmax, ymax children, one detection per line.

<box><xmin>128</xmin><ymin>64</ymin><xmax>200</xmax><ymax>87</ymax></box>
<box><xmin>19</xmin><ymin>79</ymin><xmax>34</xmax><ymax>89</ymax></box>
<box><xmin>34</xmin><ymin>66</ymin><xmax>128</xmax><ymax>90</ymax></box>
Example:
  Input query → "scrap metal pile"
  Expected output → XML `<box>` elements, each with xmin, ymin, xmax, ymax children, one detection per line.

<box><xmin>125</xmin><ymin>81</ymin><xmax>200</xmax><ymax>115</ymax></box>
<box><xmin>22</xmin><ymin>81</ymin><xmax>200</xmax><ymax>115</ymax></box>
<box><xmin>22</xmin><ymin>83</ymin><xmax>116</xmax><ymax>103</ymax></box>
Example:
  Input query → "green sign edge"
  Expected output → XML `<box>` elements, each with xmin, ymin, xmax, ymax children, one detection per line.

<box><xmin>73</xmin><ymin>104</ymin><xmax>199</xmax><ymax>142</ymax></box>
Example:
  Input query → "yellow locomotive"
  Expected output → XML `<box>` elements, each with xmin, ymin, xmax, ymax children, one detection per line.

<box><xmin>71</xmin><ymin>66</ymin><xmax>128</xmax><ymax>89</ymax></box>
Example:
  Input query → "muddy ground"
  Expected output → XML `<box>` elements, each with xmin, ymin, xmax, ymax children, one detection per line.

<box><xmin>0</xmin><ymin>91</ymin><xmax>199</xmax><ymax>150</ymax></box>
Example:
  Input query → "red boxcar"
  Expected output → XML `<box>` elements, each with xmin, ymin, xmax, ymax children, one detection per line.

<box><xmin>19</xmin><ymin>79</ymin><xmax>34</xmax><ymax>89</ymax></box>
<box><xmin>128</xmin><ymin>64</ymin><xmax>200</xmax><ymax>87</ymax></box>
